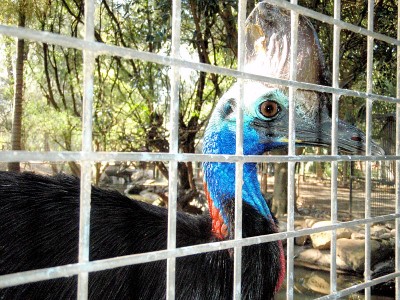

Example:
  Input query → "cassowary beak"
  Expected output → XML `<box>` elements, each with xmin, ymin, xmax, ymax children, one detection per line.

<box><xmin>295</xmin><ymin>115</ymin><xmax>385</xmax><ymax>155</ymax></box>
<box><xmin>252</xmin><ymin>87</ymin><xmax>384</xmax><ymax>156</ymax></box>
<box><xmin>288</xmin><ymin>92</ymin><xmax>384</xmax><ymax>155</ymax></box>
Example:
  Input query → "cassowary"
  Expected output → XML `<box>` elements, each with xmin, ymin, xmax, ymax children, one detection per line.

<box><xmin>0</xmin><ymin>82</ymin><xmax>382</xmax><ymax>299</ymax></box>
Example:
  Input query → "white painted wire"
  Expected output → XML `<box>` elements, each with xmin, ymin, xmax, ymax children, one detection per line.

<box><xmin>233</xmin><ymin>0</ymin><xmax>247</xmax><ymax>298</ymax></box>
<box><xmin>77</xmin><ymin>0</ymin><xmax>96</xmax><ymax>299</ymax></box>
<box><xmin>395</xmin><ymin>0</ymin><xmax>400</xmax><ymax>297</ymax></box>
<box><xmin>364</xmin><ymin>0</ymin><xmax>375</xmax><ymax>298</ymax></box>
<box><xmin>330</xmin><ymin>0</ymin><xmax>340</xmax><ymax>294</ymax></box>
<box><xmin>287</xmin><ymin>1</ymin><xmax>298</xmax><ymax>298</ymax></box>
<box><xmin>0</xmin><ymin>0</ymin><xmax>398</xmax><ymax>298</ymax></box>
<box><xmin>165</xmin><ymin>0</ymin><xmax>181</xmax><ymax>299</ymax></box>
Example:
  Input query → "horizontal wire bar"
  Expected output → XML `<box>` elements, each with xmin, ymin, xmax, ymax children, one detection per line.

<box><xmin>0</xmin><ymin>151</ymin><xmax>398</xmax><ymax>164</ymax></box>
<box><xmin>265</xmin><ymin>0</ymin><xmax>399</xmax><ymax>46</ymax></box>
<box><xmin>316</xmin><ymin>272</ymin><xmax>400</xmax><ymax>300</ymax></box>
<box><xmin>1</xmin><ymin>212</ymin><xmax>399</xmax><ymax>289</ymax></box>
<box><xmin>0</xmin><ymin>24</ymin><xmax>398</xmax><ymax>103</ymax></box>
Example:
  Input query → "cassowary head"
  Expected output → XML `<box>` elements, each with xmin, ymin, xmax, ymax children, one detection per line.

<box><xmin>203</xmin><ymin>81</ymin><xmax>383</xmax><ymax>156</ymax></box>
<box><xmin>202</xmin><ymin>2</ymin><xmax>383</xmax><ymax>240</ymax></box>
<box><xmin>202</xmin><ymin>80</ymin><xmax>382</xmax><ymax>239</ymax></box>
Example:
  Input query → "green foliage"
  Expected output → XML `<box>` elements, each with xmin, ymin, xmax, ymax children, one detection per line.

<box><xmin>0</xmin><ymin>0</ymin><xmax>397</xmax><ymax>178</ymax></box>
<box><xmin>23</xmin><ymin>93</ymin><xmax>81</xmax><ymax>151</ymax></box>
<box><xmin>0</xmin><ymin>0</ymin><xmax>241</xmax><ymax>179</ymax></box>
<box><xmin>0</xmin><ymin>36</ymin><xmax>14</xmax><ymax>149</ymax></box>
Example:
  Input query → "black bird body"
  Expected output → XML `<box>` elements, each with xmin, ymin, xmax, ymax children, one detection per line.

<box><xmin>0</xmin><ymin>171</ymin><xmax>282</xmax><ymax>299</ymax></box>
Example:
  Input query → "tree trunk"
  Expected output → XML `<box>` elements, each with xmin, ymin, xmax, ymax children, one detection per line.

<box><xmin>315</xmin><ymin>147</ymin><xmax>324</xmax><ymax>180</ymax></box>
<box><xmin>270</xmin><ymin>149</ymin><xmax>288</xmax><ymax>217</ymax></box>
<box><xmin>260</xmin><ymin>163</ymin><xmax>268</xmax><ymax>195</ymax></box>
<box><xmin>8</xmin><ymin>12</ymin><xmax>26</xmax><ymax>172</ymax></box>
<box><xmin>342</xmin><ymin>161</ymin><xmax>348</xmax><ymax>185</ymax></box>
<box><xmin>270</xmin><ymin>148</ymin><xmax>300</xmax><ymax>217</ymax></box>
<box><xmin>271</xmin><ymin>161</ymin><xmax>288</xmax><ymax>217</ymax></box>
<box><xmin>68</xmin><ymin>161</ymin><xmax>81</xmax><ymax>177</ymax></box>
<box><xmin>178</xmin><ymin>162</ymin><xmax>191</xmax><ymax>190</ymax></box>
<box><xmin>44</xmin><ymin>133</ymin><xmax>58</xmax><ymax>174</ymax></box>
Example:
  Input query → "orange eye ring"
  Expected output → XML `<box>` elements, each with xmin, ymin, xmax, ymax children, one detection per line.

<box><xmin>259</xmin><ymin>100</ymin><xmax>280</xmax><ymax>119</ymax></box>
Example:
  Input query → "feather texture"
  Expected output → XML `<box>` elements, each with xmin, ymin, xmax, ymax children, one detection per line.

<box><xmin>0</xmin><ymin>171</ymin><xmax>283</xmax><ymax>299</ymax></box>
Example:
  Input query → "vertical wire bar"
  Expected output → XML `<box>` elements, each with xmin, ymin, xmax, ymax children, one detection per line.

<box><xmin>77</xmin><ymin>0</ymin><xmax>95</xmax><ymax>299</ymax></box>
<box><xmin>365</xmin><ymin>0</ymin><xmax>374</xmax><ymax>298</ymax></box>
<box><xmin>166</xmin><ymin>0</ymin><xmax>181</xmax><ymax>299</ymax></box>
<box><xmin>287</xmin><ymin>2</ymin><xmax>298</xmax><ymax>299</ymax></box>
<box><xmin>330</xmin><ymin>0</ymin><xmax>340</xmax><ymax>294</ymax></box>
<box><xmin>395</xmin><ymin>1</ymin><xmax>400</xmax><ymax>297</ymax></box>
<box><xmin>233</xmin><ymin>0</ymin><xmax>247</xmax><ymax>299</ymax></box>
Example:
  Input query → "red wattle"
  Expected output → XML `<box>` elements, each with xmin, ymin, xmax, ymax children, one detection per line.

<box><xmin>203</xmin><ymin>182</ymin><xmax>228</xmax><ymax>239</ymax></box>
<box><xmin>275</xmin><ymin>240</ymin><xmax>286</xmax><ymax>293</ymax></box>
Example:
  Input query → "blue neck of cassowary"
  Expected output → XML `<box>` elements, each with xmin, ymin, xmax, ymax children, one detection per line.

<box><xmin>203</xmin><ymin>121</ymin><xmax>274</xmax><ymax>233</ymax></box>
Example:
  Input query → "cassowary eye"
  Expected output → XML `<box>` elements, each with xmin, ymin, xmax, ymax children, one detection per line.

<box><xmin>259</xmin><ymin>100</ymin><xmax>280</xmax><ymax>119</ymax></box>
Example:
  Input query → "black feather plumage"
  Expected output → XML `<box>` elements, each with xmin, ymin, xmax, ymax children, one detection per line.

<box><xmin>0</xmin><ymin>171</ymin><xmax>283</xmax><ymax>299</ymax></box>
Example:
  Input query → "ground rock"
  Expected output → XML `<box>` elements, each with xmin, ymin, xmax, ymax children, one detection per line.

<box><xmin>295</xmin><ymin>247</ymin><xmax>351</xmax><ymax>272</ymax></box>
<box><xmin>140</xmin><ymin>190</ymin><xmax>162</xmax><ymax>202</ymax></box>
<box><xmin>128</xmin><ymin>194</ymin><xmax>154</xmax><ymax>204</ymax></box>
<box><xmin>131</xmin><ymin>169</ymin><xmax>153</xmax><ymax>182</ymax></box>
<box><xmin>295</xmin><ymin>226</ymin><xmax>309</xmax><ymax>246</ymax></box>
<box><xmin>381</xmin><ymin>238</ymin><xmax>396</xmax><ymax>250</ymax></box>
<box><xmin>295</xmin><ymin>235</ymin><xmax>308</xmax><ymax>246</ymax></box>
<box><xmin>278</xmin><ymin>221</ymin><xmax>287</xmax><ymax>232</ymax></box>
<box><xmin>336</xmin><ymin>238</ymin><xmax>390</xmax><ymax>273</ymax></box>
<box><xmin>371</xmin><ymin>225</ymin><xmax>389</xmax><ymax>237</ymax></box>
<box><xmin>310</xmin><ymin>221</ymin><xmax>352</xmax><ymax>250</ymax></box>
<box><xmin>130</xmin><ymin>170</ymin><xmax>144</xmax><ymax>182</ymax></box>
<box><xmin>302</xmin><ymin>273</ymin><xmax>330</xmax><ymax>295</ymax></box>
<box><xmin>371</xmin><ymin>258</ymin><xmax>396</xmax><ymax>297</ymax></box>
<box><xmin>351</xmin><ymin>232</ymin><xmax>365</xmax><ymax>240</ymax></box>
<box><xmin>304</xmin><ymin>218</ymin><xmax>319</xmax><ymax>228</ymax></box>
<box><xmin>384</xmin><ymin>222</ymin><xmax>394</xmax><ymax>230</ymax></box>
<box><xmin>379</xmin><ymin>233</ymin><xmax>392</xmax><ymax>240</ymax></box>
<box><xmin>294</xmin><ymin>218</ymin><xmax>306</xmax><ymax>228</ymax></box>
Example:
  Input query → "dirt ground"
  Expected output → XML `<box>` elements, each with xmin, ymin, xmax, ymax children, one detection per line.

<box><xmin>265</xmin><ymin>176</ymin><xmax>396</xmax><ymax>221</ymax></box>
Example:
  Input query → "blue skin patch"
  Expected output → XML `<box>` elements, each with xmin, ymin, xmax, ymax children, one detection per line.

<box><xmin>203</xmin><ymin>120</ymin><xmax>279</xmax><ymax>224</ymax></box>
<box><xmin>203</xmin><ymin>85</ymin><xmax>290</xmax><ymax>227</ymax></box>
<box><xmin>203</xmin><ymin>162</ymin><xmax>271</xmax><ymax>221</ymax></box>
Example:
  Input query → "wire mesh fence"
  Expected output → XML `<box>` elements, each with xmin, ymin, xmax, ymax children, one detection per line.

<box><xmin>0</xmin><ymin>0</ymin><xmax>399</xmax><ymax>299</ymax></box>
<box><xmin>260</xmin><ymin>160</ymin><xmax>398</xmax><ymax>219</ymax></box>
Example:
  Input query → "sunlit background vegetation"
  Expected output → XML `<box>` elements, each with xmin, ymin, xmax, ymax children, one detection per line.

<box><xmin>0</xmin><ymin>0</ymin><xmax>397</xmax><ymax>187</ymax></box>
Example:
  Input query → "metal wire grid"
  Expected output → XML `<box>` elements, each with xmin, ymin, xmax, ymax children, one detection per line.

<box><xmin>233</xmin><ymin>1</ymin><xmax>247</xmax><ymax>299</ymax></box>
<box><xmin>287</xmin><ymin>0</ymin><xmax>299</xmax><ymax>298</ymax></box>
<box><xmin>0</xmin><ymin>0</ymin><xmax>399</xmax><ymax>299</ymax></box>
<box><xmin>329</xmin><ymin>0</ymin><xmax>340</xmax><ymax>295</ymax></box>
<box><xmin>397</xmin><ymin>4</ymin><xmax>400</xmax><ymax>299</ymax></box>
